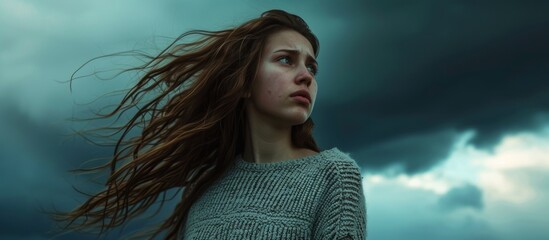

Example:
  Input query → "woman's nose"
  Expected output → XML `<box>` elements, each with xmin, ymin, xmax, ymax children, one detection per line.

<box><xmin>295</xmin><ymin>65</ymin><xmax>313</xmax><ymax>86</ymax></box>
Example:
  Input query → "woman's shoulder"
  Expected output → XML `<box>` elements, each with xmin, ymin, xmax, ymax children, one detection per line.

<box><xmin>320</xmin><ymin>147</ymin><xmax>360</xmax><ymax>166</ymax></box>
<box><xmin>316</xmin><ymin>147</ymin><xmax>363</xmax><ymax>177</ymax></box>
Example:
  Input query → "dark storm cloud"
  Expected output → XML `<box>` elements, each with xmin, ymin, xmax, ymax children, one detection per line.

<box><xmin>0</xmin><ymin>103</ymin><xmax>116</xmax><ymax>239</ymax></box>
<box><xmin>0</xmin><ymin>196</ymin><xmax>51</xmax><ymax>237</ymax></box>
<box><xmin>0</xmin><ymin>101</ymin><xmax>181</xmax><ymax>239</ymax></box>
<box><xmin>0</xmin><ymin>102</ymin><xmax>112</xmax><ymax>170</ymax></box>
<box><xmin>438</xmin><ymin>184</ymin><xmax>484</xmax><ymax>211</ymax></box>
<box><xmin>351</xmin><ymin>129</ymin><xmax>460</xmax><ymax>173</ymax></box>
<box><xmin>311</xmin><ymin>0</ymin><xmax>549</xmax><ymax>173</ymax></box>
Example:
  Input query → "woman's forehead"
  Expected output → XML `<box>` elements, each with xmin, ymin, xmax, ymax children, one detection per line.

<box><xmin>264</xmin><ymin>29</ymin><xmax>315</xmax><ymax>57</ymax></box>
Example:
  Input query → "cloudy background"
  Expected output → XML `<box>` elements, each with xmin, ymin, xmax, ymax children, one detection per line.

<box><xmin>1</xmin><ymin>0</ymin><xmax>548</xmax><ymax>239</ymax></box>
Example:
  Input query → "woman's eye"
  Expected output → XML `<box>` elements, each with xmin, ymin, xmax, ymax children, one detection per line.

<box><xmin>277</xmin><ymin>56</ymin><xmax>317</xmax><ymax>76</ymax></box>
<box><xmin>307</xmin><ymin>65</ymin><xmax>318</xmax><ymax>76</ymax></box>
<box><xmin>278</xmin><ymin>56</ymin><xmax>292</xmax><ymax>64</ymax></box>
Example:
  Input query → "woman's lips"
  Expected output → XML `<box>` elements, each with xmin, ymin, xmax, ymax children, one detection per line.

<box><xmin>290</xmin><ymin>90</ymin><xmax>312</xmax><ymax>105</ymax></box>
<box><xmin>292</xmin><ymin>95</ymin><xmax>310</xmax><ymax>105</ymax></box>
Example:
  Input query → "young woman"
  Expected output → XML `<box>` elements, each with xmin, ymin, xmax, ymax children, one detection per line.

<box><xmin>57</xmin><ymin>9</ymin><xmax>366</xmax><ymax>239</ymax></box>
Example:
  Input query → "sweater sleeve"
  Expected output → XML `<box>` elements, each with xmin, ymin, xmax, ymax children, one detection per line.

<box><xmin>312</xmin><ymin>159</ymin><xmax>367</xmax><ymax>239</ymax></box>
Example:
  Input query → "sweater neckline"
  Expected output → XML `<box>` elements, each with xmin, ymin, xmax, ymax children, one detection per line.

<box><xmin>234</xmin><ymin>147</ymin><xmax>338</xmax><ymax>170</ymax></box>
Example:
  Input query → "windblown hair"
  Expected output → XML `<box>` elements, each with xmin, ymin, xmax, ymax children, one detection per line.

<box><xmin>55</xmin><ymin>9</ymin><xmax>320</xmax><ymax>239</ymax></box>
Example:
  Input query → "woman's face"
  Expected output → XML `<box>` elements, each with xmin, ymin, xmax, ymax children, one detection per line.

<box><xmin>247</xmin><ymin>29</ymin><xmax>318</xmax><ymax>127</ymax></box>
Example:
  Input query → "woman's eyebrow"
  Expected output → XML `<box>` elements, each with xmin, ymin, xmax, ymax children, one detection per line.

<box><xmin>273</xmin><ymin>49</ymin><xmax>317</xmax><ymax>65</ymax></box>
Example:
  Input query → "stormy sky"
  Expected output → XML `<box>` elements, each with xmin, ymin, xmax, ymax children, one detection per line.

<box><xmin>1</xmin><ymin>0</ymin><xmax>549</xmax><ymax>239</ymax></box>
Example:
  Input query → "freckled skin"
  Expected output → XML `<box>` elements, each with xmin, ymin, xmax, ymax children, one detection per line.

<box><xmin>246</xmin><ymin>29</ymin><xmax>318</xmax><ymax>128</ymax></box>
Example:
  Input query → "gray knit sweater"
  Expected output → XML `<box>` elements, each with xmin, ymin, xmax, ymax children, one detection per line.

<box><xmin>181</xmin><ymin>147</ymin><xmax>367</xmax><ymax>239</ymax></box>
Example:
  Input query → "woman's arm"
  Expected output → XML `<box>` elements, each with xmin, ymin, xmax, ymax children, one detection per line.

<box><xmin>312</xmin><ymin>159</ymin><xmax>367</xmax><ymax>239</ymax></box>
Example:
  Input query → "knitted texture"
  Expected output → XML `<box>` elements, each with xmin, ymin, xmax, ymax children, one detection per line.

<box><xmin>181</xmin><ymin>147</ymin><xmax>367</xmax><ymax>239</ymax></box>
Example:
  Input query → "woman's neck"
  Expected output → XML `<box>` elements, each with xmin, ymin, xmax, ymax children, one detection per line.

<box><xmin>242</xmin><ymin>122</ymin><xmax>296</xmax><ymax>164</ymax></box>
<box><xmin>242</xmin><ymin>126</ymin><xmax>317</xmax><ymax>164</ymax></box>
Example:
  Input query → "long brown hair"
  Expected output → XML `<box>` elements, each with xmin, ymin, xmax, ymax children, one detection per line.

<box><xmin>55</xmin><ymin>9</ymin><xmax>320</xmax><ymax>239</ymax></box>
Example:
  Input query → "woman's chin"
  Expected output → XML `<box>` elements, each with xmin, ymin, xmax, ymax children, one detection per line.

<box><xmin>286</xmin><ymin>113</ymin><xmax>310</xmax><ymax>125</ymax></box>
